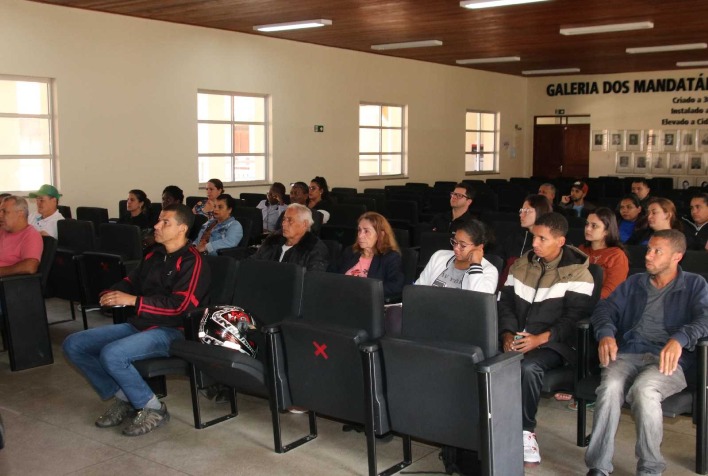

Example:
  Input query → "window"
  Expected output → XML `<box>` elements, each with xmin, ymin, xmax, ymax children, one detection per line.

<box><xmin>0</xmin><ymin>76</ymin><xmax>55</xmax><ymax>192</ymax></box>
<box><xmin>465</xmin><ymin>111</ymin><xmax>498</xmax><ymax>174</ymax></box>
<box><xmin>359</xmin><ymin>103</ymin><xmax>406</xmax><ymax>177</ymax></box>
<box><xmin>197</xmin><ymin>91</ymin><xmax>269</xmax><ymax>184</ymax></box>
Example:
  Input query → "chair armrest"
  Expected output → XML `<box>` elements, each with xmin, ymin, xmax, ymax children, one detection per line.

<box><xmin>476</xmin><ymin>351</ymin><xmax>523</xmax><ymax>373</ymax></box>
<box><xmin>0</xmin><ymin>273</ymin><xmax>42</xmax><ymax>284</ymax></box>
<box><xmin>359</xmin><ymin>341</ymin><xmax>380</xmax><ymax>353</ymax></box>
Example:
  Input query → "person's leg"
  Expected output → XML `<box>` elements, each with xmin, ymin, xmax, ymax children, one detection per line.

<box><xmin>98</xmin><ymin>327</ymin><xmax>184</xmax><ymax>409</ymax></box>
<box><xmin>62</xmin><ymin>324</ymin><xmax>140</xmax><ymax>399</ymax></box>
<box><xmin>627</xmin><ymin>354</ymin><xmax>686</xmax><ymax>476</ymax></box>
<box><xmin>585</xmin><ymin>354</ymin><xmax>642</xmax><ymax>475</ymax></box>
<box><xmin>520</xmin><ymin>348</ymin><xmax>565</xmax><ymax>431</ymax></box>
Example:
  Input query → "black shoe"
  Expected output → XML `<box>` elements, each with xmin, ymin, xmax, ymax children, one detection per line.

<box><xmin>586</xmin><ymin>469</ymin><xmax>606</xmax><ymax>476</ymax></box>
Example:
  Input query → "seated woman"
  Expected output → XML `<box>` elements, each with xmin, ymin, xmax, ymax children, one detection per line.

<box><xmin>628</xmin><ymin>197</ymin><xmax>682</xmax><ymax>245</ymax></box>
<box><xmin>578</xmin><ymin>207</ymin><xmax>629</xmax><ymax>299</ymax></box>
<box><xmin>193</xmin><ymin>194</ymin><xmax>243</xmax><ymax>256</ymax></box>
<box><xmin>336</xmin><ymin>212</ymin><xmax>404</xmax><ymax>300</ymax></box>
<box><xmin>617</xmin><ymin>193</ymin><xmax>646</xmax><ymax>244</ymax></box>
<box><xmin>119</xmin><ymin>189</ymin><xmax>151</xmax><ymax>229</ymax></box>
<box><xmin>416</xmin><ymin>219</ymin><xmax>498</xmax><ymax>294</ymax></box>
<box><xmin>307</xmin><ymin>176</ymin><xmax>334</xmax><ymax>224</ymax></box>
<box><xmin>192</xmin><ymin>178</ymin><xmax>225</xmax><ymax>220</ymax></box>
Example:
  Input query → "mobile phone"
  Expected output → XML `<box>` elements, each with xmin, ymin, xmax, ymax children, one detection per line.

<box><xmin>514</xmin><ymin>334</ymin><xmax>522</xmax><ymax>341</ymax></box>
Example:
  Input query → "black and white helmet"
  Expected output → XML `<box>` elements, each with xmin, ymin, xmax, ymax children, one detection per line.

<box><xmin>198</xmin><ymin>305</ymin><xmax>258</xmax><ymax>358</ymax></box>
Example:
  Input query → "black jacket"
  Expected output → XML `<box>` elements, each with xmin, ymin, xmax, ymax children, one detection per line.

<box><xmin>252</xmin><ymin>231</ymin><xmax>329</xmax><ymax>272</ymax></box>
<box><xmin>110</xmin><ymin>243</ymin><xmax>211</xmax><ymax>330</ymax></box>
<box><xmin>337</xmin><ymin>247</ymin><xmax>404</xmax><ymax>298</ymax></box>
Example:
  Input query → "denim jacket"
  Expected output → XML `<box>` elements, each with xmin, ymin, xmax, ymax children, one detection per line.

<box><xmin>194</xmin><ymin>216</ymin><xmax>243</xmax><ymax>255</ymax></box>
<box><xmin>591</xmin><ymin>267</ymin><xmax>708</xmax><ymax>370</ymax></box>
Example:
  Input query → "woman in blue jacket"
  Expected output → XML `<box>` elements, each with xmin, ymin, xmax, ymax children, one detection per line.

<box><xmin>194</xmin><ymin>194</ymin><xmax>243</xmax><ymax>255</ymax></box>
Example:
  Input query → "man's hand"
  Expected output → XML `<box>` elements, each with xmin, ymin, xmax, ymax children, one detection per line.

<box><xmin>510</xmin><ymin>331</ymin><xmax>550</xmax><ymax>354</ymax></box>
<box><xmin>502</xmin><ymin>332</ymin><xmax>515</xmax><ymax>352</ymax></box>
<box><xmin>560</xmin><ymin>195</ymin><xmax>571</xmax><ymax>204</ymax></box>
<box><xmin>100</xmin><ymin>290</ymin><xmax>137</xmax><ymax>307</ymax></box>
<box><xmin>659</xmin><ymin>339</ymin><xmax>683</xmax><ymax>376</ymax></box>
<box><xmin>598</xmin><ymin>336</ymin><xmax>618</xmax><ymax>367</ymax></box>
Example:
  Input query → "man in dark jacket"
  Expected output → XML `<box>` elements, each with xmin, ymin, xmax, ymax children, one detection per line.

<box><xmin>63</xmin><ymin>204</ymin><xmax>210</xmax><ymax>437</ymax></box>
<box><xmin>429</xmin><ymin>182</ymin><xmax>476</xmax><ymax>233</ymax></box>
<box><xmin>585</xmin><ymin>230</ymin><xmax>708</xmax><ymax>476</ymax></box>
<box><xmin>252</xmin><ymin>203</ymin><xmax>329</xmax><ymax>272</ymax></box>
<box><xmin>498</xmin><ymin>212</ymin><xmax>595</xmax><ymax>466</ymax></box>
<box><xmin>681</xmin><ymin>193</ymin><xmax>707</xmax><ymax>250</ymax></box>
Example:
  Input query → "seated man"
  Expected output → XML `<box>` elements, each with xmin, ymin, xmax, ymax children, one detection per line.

<box><xmin>161</xmin><ymin>185</ymin><xmax>184</xmax><ymax>209</ymax></box>
<box><xmin>430</xmin><ymin>182</ymin><xmax>476</xmax><ymax>233</ymax></box>
<box><xmin>498</xmin><ymin>212</ymin><xmax>595</xmax><ymax>466</ymax></box>
<box><xmin>631</xmin><ymin>178</ymin><xmax>653</xmax><ymax>210</ymax></box>
<box><xmin>62</xmin><ymin>204</ymin><xmax>210</xmax><ymax>437</ymax></box>
<box><xmin>585</xmin><ymin>230</ymin><xmax>708</xmax><ymax>476</ymax></box>
<box><xmin>681</xmin><ymin>192</ymin><xmax>707</xmax><ymax>250</ymax></box>
<box><xmin>252</xmin><ymin>203</ymin><xmax>329</xmax><ymax>272</ymax></box>
<box><xmin>28</xmin><ymin>184</ymin><xmax>64</xmax><ymax>238</ymax></box>
<box><xmin>274</xmin><ymin>182</ymin><xmax>309</xmax><ymax>232</ymax></box>
<box><xmin>256</xmin><ymin>182</ymin><xmax>288</xmax><ymax>233</ymax></box>
<box><xmin>560</xmin><ymin>181</ymin><xmax>596</xmax><ymax>218</ymax></box>
<box><xmin>538</xmin><ymin>182</ymin><xmax>566</xmax><ymax>214</ymax></box>
<box><xmin>0</xmin><ymin>196</ymin><xmax>43</xmax><ymax>278</ymax></box>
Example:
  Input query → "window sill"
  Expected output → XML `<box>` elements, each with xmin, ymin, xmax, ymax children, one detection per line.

<box><xmin>358</xmin><ymin>175</ymin><xmax>409</xmax><ymax>182</ymax></box>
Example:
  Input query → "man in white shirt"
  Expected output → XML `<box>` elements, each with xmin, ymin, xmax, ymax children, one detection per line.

<box><xmin>28</xmin><ymin>184</ymin><xmax>64</xmax><ymax>239</ymax></box>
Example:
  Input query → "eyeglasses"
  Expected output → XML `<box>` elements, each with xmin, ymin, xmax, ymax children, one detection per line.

<box><xmin>309</xmin><ymin>186</ymin><xmax>319</xmax><ymax>191</ymax></box>
<box><xmin>450</xmin><ymin>192</ymin><xmax>470</xmax><ymax>200</ymax></box>
<box><xmin>519</xmin><ymin>208</ymin><xmax>535</xmax><ymax>214</ymax></box>
<box><xmin>450</xmin><ymin>238</ymin><xmax>473</xmax><ymax>249</ymax></box>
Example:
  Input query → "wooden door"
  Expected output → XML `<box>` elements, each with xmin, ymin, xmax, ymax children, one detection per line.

<box><xmin>533</xmin><ymin>124</ymin><xmax>589</xmax><ymax>178</ymax></box>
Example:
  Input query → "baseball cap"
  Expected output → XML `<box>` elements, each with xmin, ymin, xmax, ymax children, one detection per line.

<box><xmin>571</xmin><ymin>181</ymin><xmax>588</xmax><ymax>195</ymax></box>
<box><xmin>29</xmin><ymin>184</ymin><xmax>62</xmax><ymax>199</ymax></box>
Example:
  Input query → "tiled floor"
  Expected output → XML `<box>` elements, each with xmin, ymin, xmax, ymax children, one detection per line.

<box><xmin>0</xmin><ymin>298</ymin><xmax>700</xmax><ymax>475</ymax></box>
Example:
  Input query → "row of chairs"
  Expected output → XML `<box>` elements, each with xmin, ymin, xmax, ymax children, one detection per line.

<box><xmin>136</xmin><ymin>258</ymin><xmax>525</xmax><ymax>476</ymax></box>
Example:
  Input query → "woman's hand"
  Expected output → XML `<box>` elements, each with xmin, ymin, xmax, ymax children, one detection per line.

<box><xmin>466</xmin><ymin>244</ymin><xmax>484</xmax><ymax>264</ymax></box>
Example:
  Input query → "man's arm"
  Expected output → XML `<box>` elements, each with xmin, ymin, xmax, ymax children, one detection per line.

<box><xmin>0</xmin><ymin>258</ymin><xmax>40</xmax><ymax>277</ymax></box>
<box><xmin>305</xmin><ymin>240</ymin><xmax>330</xmax><ymax>272</ymax></box>
<box><xmin>669</xmin><ymin>276</ymin><xmax>708</xmax><ymax>350</ymax></box>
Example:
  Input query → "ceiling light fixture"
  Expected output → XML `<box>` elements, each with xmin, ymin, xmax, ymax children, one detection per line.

<box><xmin>522</xmin><ymin>68</ymin><xmax>580</xmax><ymax>75</ymax></box>
<box><xmin>560</xmin><ymin>21</ymin><xmax>653</xmax><ymax>36</ymax></box>
<box><xmin>371</xmin><ymin>40</ymin><xmax>443</xmax><ymax>50</ymax></box>
<box><xmin>254</xmin><ymin>19</ymin><xmax>332</xmax><ymax>32</ymax></box>
<box><xmin>626</xmin><ymin>43</ymin><xmax>707</xmax><ymax>54</ymax></box>
<box><xmin>676</xmin><ymin>60</ymin><xmax>708</xmax><ymax>67</ymax></box>
<box><xmin>460</xmin><ymin>0</ymin><xmax>549</xmax><ymax>9</ymax></box>
<box><xmin>456</xmin><ymin>56</ymin><xmax>521</xmax><ymax>65</ymax></box>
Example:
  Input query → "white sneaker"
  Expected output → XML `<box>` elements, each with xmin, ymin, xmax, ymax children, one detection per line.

<box><xmin>523</xmin><ymin>430</ymin><xmax>541</xmax><ymax>464</ymax></box>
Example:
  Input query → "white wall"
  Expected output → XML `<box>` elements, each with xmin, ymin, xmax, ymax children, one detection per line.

<box><xmin>527</xmin><ymin>69</ymin><xmax>708</xmax><ymax>184</ymax></box>
<box><xmin>2</xmin><ymin>0</ymin><xmax>529</xmax><ymax>212</ymax></box>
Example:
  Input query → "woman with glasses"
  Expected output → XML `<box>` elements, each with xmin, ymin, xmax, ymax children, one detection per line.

<box><xmin>416</xmin><ymin>219</ymin><xmax>497</xmax><ymax>293</ymax></box>
<box><xmin>192</xmin><ymin>178</ymin><xmax>225</xmax><ymax>220</ymax></box>
<box><xmin>578</xmin><ymin>207</ymin><xmax>628</xmax><ymax>299</ymax></box>
<box><xmin>336</xmin><ymin>212</ymin><xmax>404</xmax><ymax>299</ymax></box>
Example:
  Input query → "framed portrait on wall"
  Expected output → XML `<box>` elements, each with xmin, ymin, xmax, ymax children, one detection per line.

<box><xmin>633</xmin><ymin>153</ymin><xmax>649</xmax><ymax>174</ymax></box>
<box><xmin>688</xmin><ymin>153</ymin><xmax>706</xmax><ymax>175</ymax></box>
<box><xmin>625</xmin><ymin>130</ymin><xmax>643</xmax><ymax>151</ymax></box>
<box><xmin>674</xmin><ymin>176</ymin><xmax>694</xmax><ymax>189</ymax></box>
<box><xmin>698</xmin><ymin>130</ymin><xmax>708</xmax><ymax>151</ymax></box>
<box><xmin>608</xmin><ymin>130</ymin><xmax>624</xmax><ymax>151</ymax></box>
<box><xmin>616</xmin><ymin>152</ymin><xmax>633</xmax><ymax>173</ymax></box>
<box><xmin>679</xmin><ymin>129</ymin><xmax>697</xmax><ymax>151</ymax></box>
<box><xmin>645</xmin><ymin>130</ymin><xmax>658</xmax><ymax>151</ymax></box>
<box><xmin>649</xmin><ymin>152</ymin><xmax>668</xmax><ymax>175</ymax></box>
<box><xmin>669</xmin><ymin>153</ymin><xmax>687</xmax><ymax>174</ymax></box>
<box><xmin>661</xmin><ymin>130</ymin><xmax>678</xmax><ymax>152</ymax></box>
<box><xmin>591</xmin><ymin>130</ymin><xmax>607</xmax><ymax>151</ymax></box>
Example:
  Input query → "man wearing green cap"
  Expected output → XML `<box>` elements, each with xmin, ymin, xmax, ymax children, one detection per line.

<box><xmin>28</xmin><ymin>184</ymin><xmax>64</xmax><ymax>239</ymax></box>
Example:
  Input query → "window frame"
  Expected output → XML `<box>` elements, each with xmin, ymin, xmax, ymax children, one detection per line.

<box><xmin>358</xmin><ymin>101</ymin><xmax>407</xmax><ymax>180</ymax></box>
<box><xmin>0</xmin><ymin>74</ymin><xmax>56</xmax><ymax>193</ymax></box>
<box><xmin>465</xmin><ymin>109</ymin><xmax>499</xmax><ymax>175</ymax></box>
<box><xmin>197</xmin><ymin>89</ymin><xmax>270</xmax><ymax>188</ymax></box>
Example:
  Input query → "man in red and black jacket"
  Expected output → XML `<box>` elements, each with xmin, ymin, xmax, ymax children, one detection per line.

<box><xmin>63</xmin><ymin>204</ymin><xmax>210</xmax><ymax>437</ymax></box>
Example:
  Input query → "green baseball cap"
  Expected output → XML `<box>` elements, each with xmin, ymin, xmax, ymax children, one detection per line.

<box><xmin>29</xmin><ymin>184</ymin><xmax>62</xmax><ymax>199</ymax></box>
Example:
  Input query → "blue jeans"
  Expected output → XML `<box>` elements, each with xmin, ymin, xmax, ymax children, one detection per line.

<box><xmin>62</xmin><ymin>324</ymin><xmax>184</xmax><ymax>409</ymax></box>
<box><xmin>585</xmin><ymin>353</ymin><xmax>686</xmax><ymax>475</ymax></box>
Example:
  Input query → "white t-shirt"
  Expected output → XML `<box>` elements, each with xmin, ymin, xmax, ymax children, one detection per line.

<box><xmin>28</xmin><ymin>209</ymin><xmax>64</xmax><ymax>239</ymax></box>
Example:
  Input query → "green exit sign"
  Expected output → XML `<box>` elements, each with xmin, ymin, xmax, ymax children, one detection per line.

<box><xmin>314</xmin><ymin>125</ymin><xmax>324</xmax><ymax>132</ymax></box>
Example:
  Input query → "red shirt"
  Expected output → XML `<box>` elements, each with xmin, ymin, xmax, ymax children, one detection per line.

<box><xmin>0</xmin><ymin>225</ymin><xmax>43</xmax><ymax>267</ymax></box>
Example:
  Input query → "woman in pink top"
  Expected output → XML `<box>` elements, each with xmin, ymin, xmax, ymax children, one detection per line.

<box><xmin>579</xmin><ymin>207</ymin><xmax>629</xmax><ymax>299</ymax></box>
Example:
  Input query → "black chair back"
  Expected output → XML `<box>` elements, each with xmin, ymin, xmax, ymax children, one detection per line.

<box><xmin>231</xmin><ymin>206</ymin><xmax>263</xmax><ymax>244</ymax></box>
<box><xmin>202</xmin><ymin>255</ymin><xmax>239</xmax><ymax>307</ymax></box>
<box><xmin>76</xmin><ymin>252</ymin><xmax>128</xmax><ymax>312</ymax></box>
<box><xmin>57</xmin><ymin>219</ymin><xmax>96</xmax><ymax>251</ymax></box>
<box><xmin>239</xmin><ymin>193</ymin><xmax>266</xmax><ymax>208</ymax></box>
<box><xmin>186</xmin><ymin>196</ymin><xmax>206</xmax><ymax>209</ymax></box>
<box><xmin>39</xmin><ymin>236</ymin><xmax>58</xmax><ymax>295</ymax></box>
<box><xmin>327</xmin><ymin>203</ymin><xmax>366</xmax><ymax>227</ymax></box>
<box><xmin>188</xmin><ymin>214</ymin><xmax>208</xmax><ymax>242</ymax></box>
<box><xmin>98</xmin><ymin>223</ymin><xmax>143</xmax><ymax>261</ymax></box>
<box><xmin>57</xmin><ymin>205</ymin><xmax>72</xmax><ymax>219</ymax></box>
<box><xmin>148</xmin><ymin>203</ymin><xmax>162</xmax><ymax>227</ymax></box>
<box><xmin>76</xmin><ymin>207</ymin><xmax>109</xmax><ymax>235</ymax></box>
<box><xmin>232</xmin><ymin>216</ymin><xmax>253</xmax><ymax>248</ymax></box>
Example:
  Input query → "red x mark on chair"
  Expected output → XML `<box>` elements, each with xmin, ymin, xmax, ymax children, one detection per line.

<box><xmin>313</xmin><ymin>341</ymin><xmax>328</xmax><ymax>359</ymax></box>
